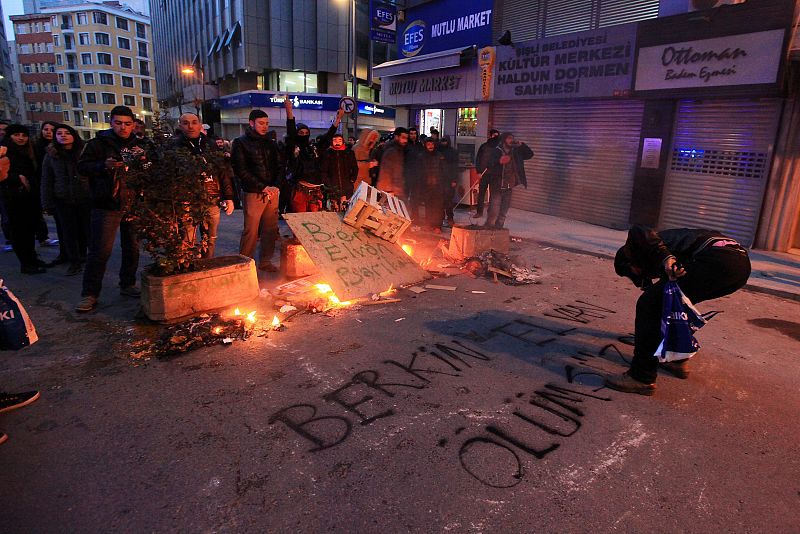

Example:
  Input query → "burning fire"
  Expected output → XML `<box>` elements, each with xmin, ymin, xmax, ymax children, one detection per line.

<box><xmin>232</xmin><ymin>307</ymin><xmax>257</xmax><ymax>326</ymax></box>
<box><xmin>401</xmin><ymin>244</ymin><xmax>413</xmax><ymax>256</ymax></box>
<box><xmin>379</xmin><ymin>284</ymin><xmax>396</xmax><ymax>297</ymax></box>
<box><xmin>214</xmin><ymin>327</ymin><xmax>222</xmax><ymax>335</ymax></box>
<box><xmin>234</xmin><ymin>308</ymin><xmax>241</xmax><ymax>316</ymax></box>
<box><xmin>314</xmin><ymin>283</ymin><xmax>352</xmax><ymax>307</ymax></box>
<box><xmin>271</xmin><ymin>315</ymin><xmax>281</xmax><ymax>328</ymax></box>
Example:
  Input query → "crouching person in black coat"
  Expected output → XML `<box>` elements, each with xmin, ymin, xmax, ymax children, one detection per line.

<box><xmin>606</xmin><ymin>225</ymin><xmax>751</xmax><ymax>396</ymax></box>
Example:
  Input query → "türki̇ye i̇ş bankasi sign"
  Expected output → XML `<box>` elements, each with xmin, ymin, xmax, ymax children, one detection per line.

<box><xmin>493</xmin><ymin>24</ymin><xmax>636</xmax><ymax>101</ymax></box>
<box><xmin>634</xmin><ymin>29</ymin><xmax>785</xmax><ymax>91</ymax></box>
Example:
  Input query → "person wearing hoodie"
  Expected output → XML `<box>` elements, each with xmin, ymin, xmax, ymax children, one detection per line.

<box><xmin>170</xmin><ymin>113</ymin><xmax>235</xmax><ymax>258</ymax></box>
<box><xmin>319</xmin><ymin>133</ymin><xmax>359</xmax><ymax>210</ymax></box>
<box><xmin>231</xmin><ymin>109</ymin><xmax>281</xmax><ymax>272</ymax></box>
<box><xmin>75</xmin><ymin>106</ymin><xmax>150</xmax><ymax>312</ymax></box>
<box><xmin>419</xmin><ymin>138</ymin><xmax>447</xmax><ymax>232</ymax></box>
<box><xmin>33</xmin><ymin>121</ymin><xmax>62</xmax><ymax>252</ymax></box>
<box><xmin>282</xmin><ymin>97</ymin><xmax>344</xmax><ymax>212</ymax></box>
<box><xmin>437</xmin><ymin>136</ymin><xmax>459</xmax><ymax>226</ymax></box>
<box><xmin>377</xmin><ymin>127</ymin><xmax>409</xmax><ymax>198</ymax></box>
<box><xmin>353</xmin><ymin>129</ymin><xmax>380</xmax><ymax>191</ymax></box>
<box><xmin>40</xmin><ymin>124</ymin><xmax>91</xmax><ymax>276</ymax></box>
<box><xmin>0</xmin><ymin>124</ymin><xmax>48</xmax><ymax>274</ymax></box>
<box><xmin>483</xmin><ymin>132</ymin><xmax>534</xmax><ymax>229</ymax></box>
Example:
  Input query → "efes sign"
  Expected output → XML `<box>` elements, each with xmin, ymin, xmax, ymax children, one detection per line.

<box><xmin>398</xmin><ymin>0</ymin><xmax>493</xmax><ymax>59</ymax></box>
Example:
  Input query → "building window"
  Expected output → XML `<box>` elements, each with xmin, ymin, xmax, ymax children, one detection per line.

<box><xmin>93</xmin><ymin>12</ymin><xmax>108</xmax><ymax>25</ymax></box>
<box><xmin>61</xmin><ymin>92</ymin><xmax>67</xmax><ymax>103</ymax></box>
<box><xmin>99</xmin><ymin>73</ymin><xmax>114</xmax><ymax>85</ymax></box>
<box><xmin>15</xmin><ymin>23</ymin><xmax>27</xmax><ymax>34</ymax></box>
<box><xmin>95</xmin><ymin>32</ymin><xmax>110</xmax><ymax>46</ymax></box>
<box><xmin>278</xmin><ymin>72</ymin><xmax>318</xmax><ymax>93</ymax></box>
<box><xmin>97</xmin><ymin>53</ymin><xmax>112</xmax><ymax>65</ymax></box>
<box><xmin>121</xmin><ymin>75</ymin><xmax>134</xmax><ymax>88</ymax></box>
<box><xmin>86</xmin><ymin>93</ymin><xmax>97</xmax><ymax>103</ymax></box>
<box><xmin>101</xmin><ymin>93</ymin><xmax>116</xmax><ymax>105</ymax></box>
<box><xmin>136</xmin><ymin>22</ymin><xmax>146</xmax><ymax>39</ymax></box>
<box><xmin>56</xmin><ymin>54</ymin><xmax>63</xmax><ymax>66</ymax></box>
<box><xmin>25</xmin><ymin>83</ymin><xmax>35</xmax><ymax>92</ymax></box>
<box><xmin>136</xmin><ymin>41</ymin><xmax>147</xmax><ymax>57</ymax></box>
<box><xmin>119</xmin><ymin>56</ymin><xmax>132</xmax><ymax>69</ymax></box>
<box><xmin>81</xmin><ymin>53</ymin><xmax>92</xmax><ymax>65</ymax></box>
<box><xmin>123</xmin><ymin>95</ymin><xmax>136</xmax><ymax>106</ymax></box>
<box><xmin>73</xmin><ymin>111</ymin><xmax>83</xmax><ymax>126</ymax></box>
<box><xmin>83</xmin><ymin>73</ymin><xmax>94</xmax><ymax>84</ymax></box>
<box><xmin>103</xmin><ymin>112</ymin><xmax>111</xmax><ymax>123</ymax></box>
<box><xmin>61</xmin><ymin>14</ymin><xmax>72</xmax><ymax>29</ymax></box>
<box><xmin>88</xmin><ymin>111</ymin><xmax>99</xmax><ymax>122</ymax></box>
<box><xmin>51</xmin><ymin>83</ymin><xmax>58</xmax><ymax>92</ymax></box>
<box><xmin>139</xmin><ymin>60</ymin><xmax>149</xmax><ymax>76</ymax></box>
<box><xmin>116</xmin><ymin>17</ymin><xmax>129</xmax><ymax>31</ymax></box>
<box><xmin>140</xmin><ymin>79</ymin><xmax>151</xmax><ymax>94</ymax></box>
<box><xmin>117</xmin><ymin>37</ymin><xmax>130</xmax><ymax>50</ymax></box>
<box><xmin>79</xmin><ymin>32</ymin><xmax>90</xmax><ymax>45</ymax></box>
<box><xmin>23</xmin><ymin>65</ymin><xmax>32</xmax><ymax>73</ymax></box>
<box><xmin>53</xmin><ymin>34</ymin><xmax>60</xmax><ymax>47</ymax></box>
<box><xmin>143</xmin><ymin>97</ymin><xmax>152</xmax><ymax>112</ymax></box>
<box><xmin>64</xmin><ymin>111</ymin><xmax>70</xmax><ymax>121</ymax></box>
<box><xmin>77</xmin><ymin>12</ymin><xmax>88</xmax><ymax>25</ymax></box>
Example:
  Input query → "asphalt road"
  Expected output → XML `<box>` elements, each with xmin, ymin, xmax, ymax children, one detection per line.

<box><xmin>1</xmin><ymin>213</ymin><xmax>799</xmax><ymax>533</ymax></box>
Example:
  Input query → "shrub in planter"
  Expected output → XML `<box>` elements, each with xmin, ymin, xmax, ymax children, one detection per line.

<box><xmin>124</xmin><ymin>124</ymin><xmax>227</xmax><ymax>275</ymax></box>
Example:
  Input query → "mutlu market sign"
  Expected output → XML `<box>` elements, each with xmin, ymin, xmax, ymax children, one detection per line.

<box><xmin>635</xmin><ymin>29</ymin><xmax>785</xmax><ymax>91</ymax></box>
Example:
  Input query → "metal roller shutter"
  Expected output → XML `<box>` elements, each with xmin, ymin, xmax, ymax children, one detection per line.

<box><xmin>659</xmin><ymin>99</ymin><xmax>782</xmax><ymax>248</ymax></box>
<box><xmin>493</xmin><ymin>99</ymin><xmax>644</xmax><ymax>229</ymax></box>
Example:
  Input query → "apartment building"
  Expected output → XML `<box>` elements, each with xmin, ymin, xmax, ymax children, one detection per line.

<box><xmin>11</xmin><ymin>1</ymin><xmax>158</xmax><ymax>138</ymax></box>
<box><xmin>10</xmin><ymin>12</ymin><xmax>62</xmax><ymax>128</ymax></box>
<box><xmin>44</xmin><ymin>2</ymin><xmax>157</xmax><ymax>137</ymax></box>
<box><xmin>1</xmin><ymin>2</ymin><xmax>22</xmax><ymax>123</ymax></box>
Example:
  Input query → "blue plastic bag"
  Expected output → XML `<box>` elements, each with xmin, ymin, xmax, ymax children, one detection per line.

<box><xmin>654</xmin><ymin>281</ymin><xmax>706</xmax><ymax>363</ymax></box>
<box><xmin>0</xmin><ymin>279</ymin><xmax>38</xmax><ymax>351</ymax></box>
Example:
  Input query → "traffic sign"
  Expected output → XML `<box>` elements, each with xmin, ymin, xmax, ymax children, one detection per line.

<box><xmin>339</xmin><ymin>97</ymin><xmax>356</xmax><ymax>114</ymax></box>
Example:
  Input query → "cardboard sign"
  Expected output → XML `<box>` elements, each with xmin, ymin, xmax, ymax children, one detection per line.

<box><xmin>284</xmin><ymin>212</ymin><xmax>430</xmax><ymax>300</ymax></box>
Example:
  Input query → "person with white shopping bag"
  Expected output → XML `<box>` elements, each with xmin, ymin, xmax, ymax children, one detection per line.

<box><xmin>606</xmin><ymin>225</ymin><xmax>751</xmax><ymax>396</ymax></box>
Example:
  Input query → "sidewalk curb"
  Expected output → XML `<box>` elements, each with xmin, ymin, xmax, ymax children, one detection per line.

<box><xmin>529</xmin><ymin>240</ymin><xmax>800</xmax><ymax>303</ymax></box>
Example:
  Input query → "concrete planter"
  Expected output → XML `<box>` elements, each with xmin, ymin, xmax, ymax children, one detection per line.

<box><xmin>141</xmin><ymin>254</ymin><xmax>259</xmax><ymax>322</ymax></box>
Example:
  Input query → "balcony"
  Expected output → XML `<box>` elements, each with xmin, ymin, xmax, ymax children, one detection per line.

<box><xmin>68</xmin><ymin>83</ymin><xmax>80</xmax><ymax>89</ymax></box>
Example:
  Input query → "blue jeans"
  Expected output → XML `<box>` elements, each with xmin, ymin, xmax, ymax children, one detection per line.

<box><xmin>484</xmin><ymin>185</ymin><xmax>514</xmax><ymax>228</ymax></box>
<box><xmin>81</xmin><ymin>208</ymin><xmax>139</xmax><ymax>297</ymax></box>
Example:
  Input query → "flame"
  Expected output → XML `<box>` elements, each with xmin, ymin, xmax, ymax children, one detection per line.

<box><xmin>214</xmin><ymin>327</ymin><xmax>222</xmax><ymax>334</ymax></box>
<box><xmin>234</xmin><ymin>308</ymin><xmax>242</xmax><ymax>316</ymax></box>
<box><xmin>401</xmin><ymin>244</ymin><xmax>413</xmax><ymax>256</ymax></box>
<box><xmin>246</xmin><ymin>311</ymin><xmax>257</xmax><ymax>323</ymax></box>
<box><xmin>271</xmin><ymin>315</ymin><xmax>281</xmax><ymax>328</ymax></box>
<box><xmin>379</xmin><ymin>284</ymin><xmax>396</xmax><ymax>297</ymax></box>
<box><xmin>315</xmin><ymin>283</ymin><xmax>333</xmax><ymax>294</ymax></box>
<box><xmin>329</xmin><ymin>295</ymin><xmax>352</xmax><ymax>306</ymax></box>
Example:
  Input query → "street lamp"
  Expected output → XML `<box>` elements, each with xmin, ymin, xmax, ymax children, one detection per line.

<box><xmin>180</xmin><ymin>64</ymin><xmax>206</xmax><ymax>122</ymax></box>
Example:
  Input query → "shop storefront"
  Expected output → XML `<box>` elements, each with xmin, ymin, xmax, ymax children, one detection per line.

<box><xmin>633</xmin><ymin>16</ymin><xmax>790</xmax><ymax>248</ymax></box>
<box><xmin>491</xmin><ymin>24</ymin><xmax>642</xmax><ymax>229</ymax></box>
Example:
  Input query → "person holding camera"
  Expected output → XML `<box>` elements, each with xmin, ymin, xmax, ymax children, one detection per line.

<box><xmin>483</xmin><ymin>132</ymin><xmax>533</xmax><ymax>229</ymax></box>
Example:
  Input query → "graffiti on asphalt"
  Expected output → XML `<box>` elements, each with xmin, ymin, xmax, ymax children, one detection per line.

<box><xmin>269</xmin><ymin>298</ymin><xmax>624</xmax><ymax>486</ymax></box>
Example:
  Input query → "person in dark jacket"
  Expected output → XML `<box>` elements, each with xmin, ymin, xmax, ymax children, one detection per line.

<box><xmin>606</xmin><ymin>225</ymin><xmax>751</xmax><ymax>396</ymax></box>
<box><xmin>75</xmin><ymin>106</ymin><xmax>149</xmax><ymax>312</ymax></box>
<box><xmin>474</xmin><ymin>128</ymin><xmax>500</xmax><ymax>218</ymax></box>
<box><xmin>319</xmin><ymin>133</ymin><xmax>358</xmax><ymax>211</ymax></box>
<box><xmin>0</xmin><ymin>125</ymin><xmax>47</xmax><ymax>274</ymax></box>
<box><xmin>40</xmin><ymin>124</ymin><xmax>90</xmax><ymax>276</ymax></box>
<box><xmin>418</xmin><ymin>138</ymin><xmax>447</xmax><ymax>232</ymax></box>
<box><xmin>483</xmin><ymin>132</ymin><xmax>534</xmax><ymax>229</ymax></box>
<box><xmin>170</xmin><ymin>113</ymin><xmax>235</xmax><ymax>258</ymax></box>
<box><xmin>405</xmin><ymin>128</ymin><xmax>424</xmax><ymax>219</ymax></box>
<box><xmin>282</xmin><ymin>97</ymin><xmax>344</xmax><ymax>212</ymax></box>
<box><xmin>377</xmin><ymin>128</ymin><xmax>409</xmax><ymax>198</ymax></box>
<box><xmin>231</xmin><ymin>109</ymin><xmax>281</xmax><ymax>272</ymax></box>
<box><xmin>33</xmin><ymin>121</ymin><xmax>61</xmax><ymax>251</ymax></box>
<box><xmin>437</xmin><ymin>136</ymin><xmax>459</xmax><ymax>226</ymax></box>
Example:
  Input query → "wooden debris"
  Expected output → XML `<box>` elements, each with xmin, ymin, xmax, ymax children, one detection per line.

<box><xmin>425</xmin><ymin>284</ymin><xmax>458</xmax><ymax>291</ymax></box>
<box><xmin>407</xmin><ymin>286</ymin><xmax>427</xmax><ymax>294</ymax></box>
<box><xmin>360</xmin><ymin>298</ymin><xmax>402</xmax><ymax>306</ymax></box>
